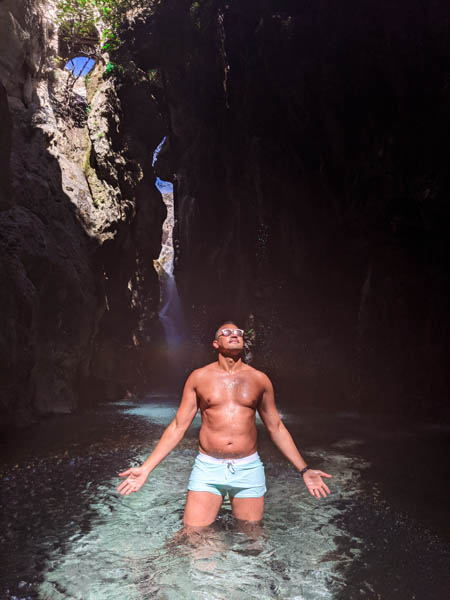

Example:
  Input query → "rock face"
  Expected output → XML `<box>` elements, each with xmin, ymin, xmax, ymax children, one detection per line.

<box><xmin>0</xmin><ymin>1</ymin><xmax>165</xmax><ymax>428</ymax></box>
<box><xmin>1</xmin><ymin>0</ymin><xmax>449</xmax><ymax>426</ymax></box>
<box><xmin>127</xmin><ymin>0</ymin><xmax>450</xmax><ymax>417</ymax></box>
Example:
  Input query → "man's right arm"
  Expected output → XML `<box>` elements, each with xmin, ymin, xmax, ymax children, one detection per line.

<box><xmin>117</xmin><ymin>371</ymin><xmax>199</xmax><ymax>495</ymax></box>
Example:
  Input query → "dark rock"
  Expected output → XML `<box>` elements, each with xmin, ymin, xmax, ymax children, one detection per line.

<box><xmin>125</xmin><ymin>0</ymin><xmax>450</xmax><ymax>418</ymax></box>
<box><xmin>1</xmin><ymin>0</ymin><xmax>450</xmax><ymax>426</ymax></box>
<box><xmin>0</xmin><ymin>1</ymin><xmax>166</xmax><ymax>428</ymax></box>
<box><xmin>0</xmin><ymin>81</ymin><xmax>12</xmax><ymax>208</ymax></box>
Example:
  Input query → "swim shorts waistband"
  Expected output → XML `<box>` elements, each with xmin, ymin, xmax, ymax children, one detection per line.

<box><xmin>197</xmin><ymin>451</ymin><xmax>259</xmax><ymax>465</ymax></box>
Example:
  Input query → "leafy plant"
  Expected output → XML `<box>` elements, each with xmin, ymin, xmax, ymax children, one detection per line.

<box><xmin>55</xmin><ymin>1</ymin><xmax>159</xmax><ymax>113</ymax></box>
<box><xmin>105</xmin><ymin>61</ymin><xmax>116</xmax><ymax>74</ymax></box>
<box><xmin>56</xmin><ymin>1</ymin><xmax>159</xmax><ymax>57</ymax></box>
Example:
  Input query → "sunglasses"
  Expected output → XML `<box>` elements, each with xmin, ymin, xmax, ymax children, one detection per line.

<box><xmin>217</xmin><ymin>328</ymin><xmax>244</xmax><ymax>338</ymax></box>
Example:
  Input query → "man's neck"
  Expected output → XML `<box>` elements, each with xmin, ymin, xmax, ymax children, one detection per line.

<box><xmin>217</xmin><ymin>353</ymin><xmax>243</xmax><ymax>372</ymax></box>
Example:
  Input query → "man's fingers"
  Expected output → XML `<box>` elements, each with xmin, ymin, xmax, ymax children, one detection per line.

<box><xmin>118</xmin><ymin>477</ymin><xmax>136</xmax><ymax>492</ymax></box>
<box><xmin>319</xmin><ymin>487</ymin><xmax>328</xmax><ymax>498</ymax></box>
<box><xmin>318</xmin><ymin>471</ymin><xmax>332</xmax><ymax>478</ymax></box>
<box><xmin>322</xmin><ymin>483</ymin><xmax>331</xmax><ymax>495</ymax></box>
<box><xmin>118</xmin><ymin>469</ymin><xmax>132</xmax><ymax>477</ymax></box>
<box><xmin>120</xmin><ymin>482</ymin><xmax>135</xmax><ymax>496</ymax></box>
<box><xmin>307</xmin><ymin>483</ymin><xmax>331</xmax><ymax>499</ymax></box>
<box><xmin>117</xmin><ymin>476</ymin><xmax>143</xmax><ymax>495</ymax></box>
<box><xmin>117</xmin><ymin>480</ymin><xmax>129</xmax><ymax>493</ymax></box>
<box><xmin>309</xmin><ymin>486</ymin><xmax>326</xmax><ymax>499</ymax></box>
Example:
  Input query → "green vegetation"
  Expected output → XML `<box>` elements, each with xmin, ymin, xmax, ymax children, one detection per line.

<box><xmin>56</xmin><ymin>1</ymin><xmax>159</xmax><ymax>115</ymax></box>
<box><xmin>189</xmin><ymin>1</ymin><xmax>201</xmax><ymax>29</ymax></box>
<box><xmin>104</xmin><ymin>61</ymin><xmax>125</xmax><ymax>77</ymax></box>
<box><xmin>105</xmin><ymin>61</ymin><xmax>116</xmax><ymax>74</ymax></box>
<box><xmin>56</xmin><ymin>1</ymin><xmax>159</xmax><ymax>57</ymax></box>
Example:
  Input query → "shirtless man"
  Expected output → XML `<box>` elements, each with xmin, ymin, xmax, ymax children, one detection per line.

<box><xmin>117</xmin><ymin>322</ymin><xmax>331</xmax><ymax>526</ymax></box>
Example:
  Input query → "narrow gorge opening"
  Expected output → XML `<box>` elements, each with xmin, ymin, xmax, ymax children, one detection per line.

<box><xmin>152</xmin><ymin>138</ymin><xmax>188</xmax><ymax>374</ymax></box>
<box><xmin>64</xmin><ymin>57</ymin><xmax>95</xmax><ymax>77</ymax></box>
<box><xmin>62</xmin><ymin>56</ymin><xmax>96</xmax><ymax>104</ymax></box>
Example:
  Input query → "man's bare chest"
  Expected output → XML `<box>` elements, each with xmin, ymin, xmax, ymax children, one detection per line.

<box><xmin>197</xmin><ymin>375</ymin><xmax>260</xmax><ymax>409</ymax></box>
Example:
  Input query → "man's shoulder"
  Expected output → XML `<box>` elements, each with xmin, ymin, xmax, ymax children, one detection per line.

<box><xmin>189</xmin><ymin>362</ymin><xmax>218</xmax><ymax>379</ymax></box>
<box><xmin>243</xmin><ymin>363</ymin><xmax>271</xmax><ymax>384</ymax></box>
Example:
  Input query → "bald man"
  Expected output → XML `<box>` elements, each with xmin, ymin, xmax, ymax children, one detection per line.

<box><xmin>118</xmin><ymin>322</ymin><xmax>331</xmax><ymax>526</ymax></box>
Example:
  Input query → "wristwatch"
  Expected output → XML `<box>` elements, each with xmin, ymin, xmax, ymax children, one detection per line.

<box><xmin>299</xmin><ymin>466</ymin><xmax>310</xmax><ymax>477</ymax></box>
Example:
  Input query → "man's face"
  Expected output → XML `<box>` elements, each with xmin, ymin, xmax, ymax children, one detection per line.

<box><xmin>213</xmin><ymin>323</ymin><xmax>244</xmax><ymax>353</ymax></box>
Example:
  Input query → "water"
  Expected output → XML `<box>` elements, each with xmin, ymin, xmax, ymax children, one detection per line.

<box><xmin>1</xmin><ymin>397</ymin><xmax>449</xmax><ymax>599</ymax></box>
<box><xmin>38</xmin><ymin>452</ymin><xmax>357</xmax><ymax>600</ymax></box>
<box><xmin>153</xmin><ymin>139</ymin><xmax>189</xmax><ymax>351</ymax></box>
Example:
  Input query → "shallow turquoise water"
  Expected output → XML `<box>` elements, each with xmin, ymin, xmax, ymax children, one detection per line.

<box><xmin>35</xmin><ymin>397</ymin><xmax>364</xmax><ymax>599</ymax></box>
<box><xmin>1</xmin><ymin>395</ymin><xmax>449</xmax><ymax>599</ymax></box>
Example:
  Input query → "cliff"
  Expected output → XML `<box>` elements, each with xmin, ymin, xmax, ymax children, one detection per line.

<box><xmin>127</xmin><ymin>0</ymin><xmax>450</xmax><ymax>416</ymax></box>
<box><xmin>1</xmin><ymin>0</ymin><xmax>449</xmax><ymax>426</ymax></box>
<box><xmin>0</xmin><ymin>0</ymin><xmax>165</xmax><ymax>427</ymax></box>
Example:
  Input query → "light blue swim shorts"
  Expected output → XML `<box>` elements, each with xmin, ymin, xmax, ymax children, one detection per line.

<box><xmin>187</xmin><ymin>452</ymin><xmax>266</xmax><ymax>498</ymax></box>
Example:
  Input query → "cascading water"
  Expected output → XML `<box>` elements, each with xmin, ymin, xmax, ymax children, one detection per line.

<box><xmin>153</xmin><ymin>139</ymin><xmax>188</xmax><ymax>366</ymax></box>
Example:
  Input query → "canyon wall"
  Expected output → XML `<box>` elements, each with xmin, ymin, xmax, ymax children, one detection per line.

<box><xmin>0</xmin><ymin>0</ymin><xmax>166</xmax><ymax>428</ymax></box>
<box><xmin>128</xmin><ymin>0</ymin><xmax>450</xmax><ymax>416</ymax></box>
<box><xmin>1</xmin><ymin>0</ymin><xmax>449</xmax><ymax>425</ymax></box>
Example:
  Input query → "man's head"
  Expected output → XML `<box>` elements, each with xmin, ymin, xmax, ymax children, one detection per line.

<box><xmin>212</xmin><ymin>321</ymin><xmax>244</xmax><ymax>355</ymax></box>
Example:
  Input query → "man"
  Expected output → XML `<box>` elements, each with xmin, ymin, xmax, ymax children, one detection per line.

<box><xmin>118</xmin><ymin>322</ymin><xmax>331</xmax><ymax>526</ymax></box>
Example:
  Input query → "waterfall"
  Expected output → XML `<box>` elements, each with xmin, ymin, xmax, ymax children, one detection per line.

<box><xmin>153</xmin><ymin>139</ymin><xmax>188</xmax><ymax>352</ymax></box>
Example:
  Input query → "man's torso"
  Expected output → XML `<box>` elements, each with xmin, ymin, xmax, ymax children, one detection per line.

<box><xmin>192</xmin><ymin>362</ymin><xmax>265</xmax><ymax>458</ymax></box>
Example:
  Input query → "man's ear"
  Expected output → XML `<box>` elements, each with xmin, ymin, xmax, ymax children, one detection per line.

<box><xmin>212</xmin><ymin>339</ymin><xmax>219</xmax><ymax>350</ymax></box>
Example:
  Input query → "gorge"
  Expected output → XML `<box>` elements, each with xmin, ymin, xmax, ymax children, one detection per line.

<box><xmin>1</xmin><ymin>0</ymin><xmax>449</xmax><ymax>428</ymax></box>
<box><xmin>1</xmin><ymin>2</ymin><xmax>450</xmax><ymax>599</ymax></box>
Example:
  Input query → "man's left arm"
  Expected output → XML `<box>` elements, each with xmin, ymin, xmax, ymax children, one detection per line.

<box><xmin>257</xmin><ymin>374</ymin><xmax>332</xmax><ymax>499</ymax></box>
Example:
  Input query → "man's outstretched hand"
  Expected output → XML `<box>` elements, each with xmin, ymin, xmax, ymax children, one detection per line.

<box><xmin>117</xmin><ymin>466</ymin><xmax>149</xmax><ymax>496</ymax></box>
<box><xmin>303</xmin><ymin>469</ymin><xmax>332</xmax><ymax>499</ymax></box>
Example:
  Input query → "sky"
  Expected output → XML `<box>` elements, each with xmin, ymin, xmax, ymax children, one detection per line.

<box><xmin>65</xmin><ymin>57</ymin><xmax>95</xmax><ymax>77</ymax></box>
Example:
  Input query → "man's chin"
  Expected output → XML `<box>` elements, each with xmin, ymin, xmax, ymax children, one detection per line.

<box><xmin>221</xmin><ymin>347</ymin><xmax>242</xmax><ymax>356</ymax></box>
